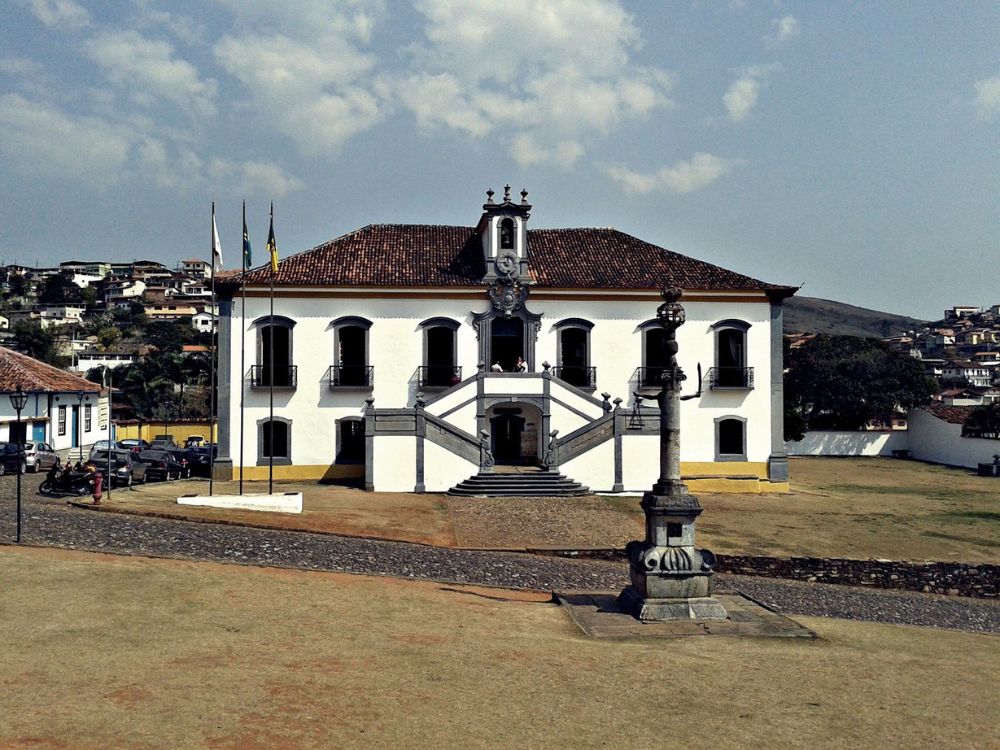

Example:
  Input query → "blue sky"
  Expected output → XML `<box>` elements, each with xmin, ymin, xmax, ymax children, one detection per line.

<box><xmin>1</xmin><ymin>1</ymin><xmax>997</xmax><ymax>319</ymax></box>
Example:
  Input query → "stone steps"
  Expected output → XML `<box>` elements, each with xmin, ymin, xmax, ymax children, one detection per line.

<box><xmin>448</xmin><ymin>469</ymin><xmax>590</xmax><ymax>497</ymax></box>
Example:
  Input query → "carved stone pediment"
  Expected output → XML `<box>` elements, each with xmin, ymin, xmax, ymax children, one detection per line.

<box><xmin>487</xmin><ymin>277</ymin><xmax>529</xmax><ymax>318</ymax></box>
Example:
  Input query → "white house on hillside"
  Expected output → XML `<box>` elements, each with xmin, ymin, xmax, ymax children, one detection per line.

<box><xmin>216</xmin><ymin>188</ymin><xmax>795</xmax><ymax>494</ymax></box>
<box><xmin>0</xmin><ymin>347</ymin><xmax>110</xmax><ymax>458</ymax></box>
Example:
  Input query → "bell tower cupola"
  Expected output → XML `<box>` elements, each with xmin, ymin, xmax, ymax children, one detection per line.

<box><xmin>478</xmin><ymin>184</ymin><xmax>531</xmax><ymax>280</ymax></box>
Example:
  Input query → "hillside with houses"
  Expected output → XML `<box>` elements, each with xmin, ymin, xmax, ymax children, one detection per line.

<box><xmin>0</xmin><ymin>258</ymin><xmax>222</xmax><ymax>424</ymax></box>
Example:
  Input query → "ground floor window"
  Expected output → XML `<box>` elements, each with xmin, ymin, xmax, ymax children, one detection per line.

<box><xmin>716</xmin><ymin>417</ymin><xmax>746</xmax><ymax>461</ymax></box>
<box><xmin>260</xmin><ymin>419</ymin><xmax>291</xmax><ymax>464</ymax></box>
<box><xmin>337</xmin><ymin>419</ymin><xmax>365</xmax><ymax>464</ymax></box>
<box><xmin>57</xmin><ymin>406</ymin><xmax>66</xmax><ymax>436</ymax></box>
<box><xmin>84</xmin><ymin>405</ymin><xmax>92</xmax><ymax>432</ymax></box>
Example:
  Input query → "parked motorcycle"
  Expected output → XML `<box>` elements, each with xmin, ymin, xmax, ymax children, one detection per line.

<box><xmin>39</xmin><ymin>464</ymin><xmax>97</xmax><ymax>497</ymax></box>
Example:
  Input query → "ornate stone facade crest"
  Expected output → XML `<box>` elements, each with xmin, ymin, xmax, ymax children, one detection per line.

<box><xmin>487</xmin><ymin>277</ymin><xmax>529</xmax><ymax>318</ymax></box>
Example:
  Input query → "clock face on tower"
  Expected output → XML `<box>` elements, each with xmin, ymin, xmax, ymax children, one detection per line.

<box><xmin>495</xmin><ymin>249</ymin><xmax>518</xmax><ymax>277</ymax></box>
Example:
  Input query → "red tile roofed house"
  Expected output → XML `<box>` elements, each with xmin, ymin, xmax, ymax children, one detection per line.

<box><xmin>215</xmin><ymin>187</ymin><xmax>796</xmax><ymax>494</ymax></box>
<box><xmin>0</xmin><ymin>347</ymin><xmax>111</xmax><ymax>459</ymax></box>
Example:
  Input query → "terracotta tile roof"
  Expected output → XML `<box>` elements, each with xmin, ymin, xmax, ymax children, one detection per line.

<box><xmin>0</xmin><ymin>348</ymin><xmax>101</xmax><ymax>393</ymax></box>
<box><xmin>924</xmin><ymin>403</ymin><xmax>974</xmax><ymax>424</ymax></box>
<box><xmin>225</xmin><ymin>224</ymin><xmax>793</xmax><ymax>295</ymax></box>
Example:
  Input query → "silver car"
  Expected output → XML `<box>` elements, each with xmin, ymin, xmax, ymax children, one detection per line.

<box><xmin>24</xmin><ymin>441</ymin><xmax>59</xmax><ymax>473</ymax></box>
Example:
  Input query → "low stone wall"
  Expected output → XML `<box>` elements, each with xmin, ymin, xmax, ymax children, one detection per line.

<box><xmin>715</xmin><ymin>555</ymin><xmax>999</xmax><ymax>599</ymax></box>
<box><xmin>533</xmin><ymin>549</ymin><xmax>998</xmax><ymax>599</ymax></box>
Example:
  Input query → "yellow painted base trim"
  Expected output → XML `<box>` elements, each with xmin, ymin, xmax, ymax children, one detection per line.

<box><xmin>681</xmin><ymin>461</ymin><xmax>769</xmax><ymax>479</ymax></box>
<box><xmin>685</xmin><ymin>477</ymin><xmax>790</xmax><ymax>494</ymax></box>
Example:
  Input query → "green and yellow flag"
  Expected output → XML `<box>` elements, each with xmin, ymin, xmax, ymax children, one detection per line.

<box><xmin>266</xmin><ymin>202</ymin><xmax>278</xmax><ymax>274</ymax></box>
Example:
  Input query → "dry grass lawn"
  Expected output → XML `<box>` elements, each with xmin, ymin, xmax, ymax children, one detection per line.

<box><xmin>87</xmin><ymin>457</ymin><xmax>1000</xmax><ymax>563</ymax></box>
<box><xmin>1</xmin><ymin>546</ymin><xmax>997</xmax><ymax>750</ymax></box>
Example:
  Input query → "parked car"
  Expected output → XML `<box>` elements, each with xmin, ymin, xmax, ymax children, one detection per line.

<box><xmin>119</xmin><ymin>439</ymin><xmax>151</xmax><ymax>453</ymax></box>
<box><xmin>0</xmin><ymin>442</ymin><xmax>26</xmax><ymax>475</ymax></box>
<box><xmin>150</xmin><ymin>435</ymin><xmax>177</xmax><ymax>449</ymax></box>
<box><xmin>23</xmin><ymin>441</ymin><xmax>59</xmax><ymax>473</ymax></box>
<box><xmin>184</xmin><ymin>435</ymin><xmax>206</xmax><ymax>448</ymax></box>
<box><xmin>136</xmin><ymin>449</ymin><xmax>190</xmax><ymax>481</ymax></box>
<box><xmin>90</xmin><ymin>449</ymin><xmax>148</xmax><ymax>487</ymax></box>
<box><xmin>185</xmin><ymin>444</ymin><xmax>218</xmax><ymax>477</ymax></box>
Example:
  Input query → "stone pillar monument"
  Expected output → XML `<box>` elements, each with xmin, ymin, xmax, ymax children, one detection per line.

<box><xmin>618</xmin><ymin>287</ymin><xmax>728</xmax><ymax>621</ymax></box>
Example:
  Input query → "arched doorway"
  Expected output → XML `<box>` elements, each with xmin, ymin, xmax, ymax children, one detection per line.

<box><xmin>487</xmin><ymin>402</ymin><xmax>542</xmax><ymax>465</ymax></box>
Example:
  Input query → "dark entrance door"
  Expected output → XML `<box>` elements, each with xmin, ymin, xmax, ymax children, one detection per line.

<box><xmin>643</xmin><ymin>328</ymin><xmax>668</xmax><ymax>388</ymax></box>
<box><xmin>559</xmin><ymin>328</ymin><xmax>589</xmax><ymax>387</ymax></box>
<box><xmin>425</xmin><ymin>327</ymin><xmax>455</xmax><ymax>386</ymax></box>
<box><xmin>490</xmin><ymin>411</ymin><xmax>525</xmax><ymax>465</ymax></box>
<box><xmin>338</xmin><ymin>326</ymin><xmax>367</xmax><ymax>386</ymax></box>
<box><xmin>490</xmin><ymin>317</ymin><xmax>524</xmax><ymax>372</ymax></box>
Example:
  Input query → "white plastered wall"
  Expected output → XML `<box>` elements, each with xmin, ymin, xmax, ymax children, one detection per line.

<box><xmin>561</xmin><ymin>439</ymin><xmax>615</xmax><ymax>492</ymax></box>
<box><xmin>423</xmin><ymin>440</ymin><xmax>478</xmax><ymax>492</ymax></box>
<box><xmin>372</xmin><ymin>435</ymin><xmax>417</xmax><ymax>491</ymax></box>
<box><xmin>225</xmin><ymin>292</ymin><xmax>775</xmax><ymax>476</ymax></box>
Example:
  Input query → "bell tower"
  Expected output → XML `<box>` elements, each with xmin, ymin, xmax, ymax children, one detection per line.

<box><xmin>478</xmin><ymin>184</ymin><xmax>531</xmax><ymax>281</ymax></box>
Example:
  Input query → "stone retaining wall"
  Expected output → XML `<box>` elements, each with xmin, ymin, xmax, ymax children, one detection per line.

<box><xmin>533</xmin><ymin>549</ymin><xmax>999</xmax><ymax>599</ymax></box>
<box><xmin>715</xmin><ymin>555</ymin><xmax>999</xmax><ymax>599</ymax></box>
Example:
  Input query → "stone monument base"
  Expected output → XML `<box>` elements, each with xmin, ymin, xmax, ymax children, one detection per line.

<box><xmin>618</xmin><ymin>586</ymin><xmax>729</xmax><ymax>621</ymax></box>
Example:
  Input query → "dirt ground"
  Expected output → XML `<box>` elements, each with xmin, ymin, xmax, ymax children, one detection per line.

<box><xmin>84</xmin><ymin>457</ymin><xmax>1000</xmax><ymax>562</ymax></box>
<box><xmin>1</xmin><ymin>546</ymin><xmax>996</xmax><ymax>750</ymax></box>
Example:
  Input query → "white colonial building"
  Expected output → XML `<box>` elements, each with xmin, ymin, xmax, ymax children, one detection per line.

<box><xmin>216</xmin><ymin>188</ymin><xmax>794</xmax><ymax>494</ymax></box>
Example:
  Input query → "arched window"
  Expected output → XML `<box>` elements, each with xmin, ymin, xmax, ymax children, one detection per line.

<box><xmin>715</xmin><ymin>416</ymin><xmax>747</xmax><ymax>461</ymax></box>
<box><xmin>253</xmin><ymin>316</ymin><xmax>296</xmax><ymax>388</ymax></box>
<box><xmin>499</xmin><ymin>217</ymin><xmax>515</xmax><ymax>250</ymax></box>
<box><xmin>331</xmin><ymin>316</ymin><xmax>373</xmax><ymax>388</ymax></box>
<box><xmin>711</xmin><ymin>319</ymin><xmax>752</xmax><ymax>389</ymax></box>
<box><xmin>420</xmin><ymin>317</ymin><xmax>460</xmax><ymax>388</ymax></box>
<box><xmin>639</xmin><ymin>319</ymin><xmax>668</xmax><ymax>389</ymax></box>
<box><xmin>554</xmin><ymin>318</ymin><xmax>595</xmax><ymax>389</ymax></box>
<box><xmin>259</xmin><ymin>417</ymin><xmax>291</xmax><ymax>464</ymax></box>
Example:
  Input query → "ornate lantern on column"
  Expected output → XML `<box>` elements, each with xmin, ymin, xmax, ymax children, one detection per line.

<box><xmin>9</xmin><ymin>385</ymin><xmax>28</xmax><ymax>543</ymax></box>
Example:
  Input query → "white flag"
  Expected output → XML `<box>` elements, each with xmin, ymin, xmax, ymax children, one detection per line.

<box><xmin>212</xmin><ymin>208</ymin><xmax>223</xmax><ymax>271</ymax></box>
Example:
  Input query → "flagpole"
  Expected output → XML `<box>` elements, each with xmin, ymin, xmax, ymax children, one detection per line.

<box><xmin>239</xmin><ymin>201</ymin><xmax>247</xmax><ymax>496</ymax></box>
<box><xmin>209</xmin><ymin>202</ymin><xmax>218</xmax><ymax>496</ymax></box>
<box><xmin>268</xmin><ymin>202</ymin><xmax>275</xmax><ymax>495</ymax></box>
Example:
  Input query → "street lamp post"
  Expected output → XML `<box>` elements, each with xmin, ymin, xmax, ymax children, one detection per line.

<box><xmin>9</xmin><ymin>385</ymin><xmax>29</xmax><ymax>543</ymax></box>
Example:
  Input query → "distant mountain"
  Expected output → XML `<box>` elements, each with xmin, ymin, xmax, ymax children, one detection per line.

<box><xmin>783</xmin><ymin>296</ymin><xmax>929</xmax><ymax>338</ymax></box>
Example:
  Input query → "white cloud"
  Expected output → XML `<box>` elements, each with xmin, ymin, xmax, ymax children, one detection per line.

<box><xmin>0</xmin><ymin>94</ymin><xmax>131</xmax><ymax>185</ymax></box>
<box><xmin>15</xmin><ymin>0</ymin><xmax>89</xmax><ymax>31</ymax></box>
<box><xmin>0</xmin><ymin>57</ymin><xmax>43</xmax><ymax>77</ymax></box>
<box><xmin>768</xmin><ymin>15</ymin><xmax>800</xmax><ymax>46</ymax></box>
<box><xmin>0</xmin><ymin>93</ymin><xmax>303</xmax><ymax>198</ymax></box>
<box><xmin>232</xmin><ymin>161</ymin><xmax>305</xmax><ymax>198</ymax></box>
<box><xmin>85</xmin><ymin>30</ymin><xmax>217</xmax><ymax>119</ymax></box>
<box><xmin>606</xmin><ymin>153</ymin><xmax>737</xmax><ymax>195</ymax></box>
<box><xmin>214</xmin><ymin>6</ymin><xmax>384</xmax><ymax>154</ymax></box>
<box><xmin>395</xmin><ymin>0</ymin><xmax>674</xmax><ymax>168</ymax></box>
<box><xmin>974</xmin><ymin>73</ymin><xmax>1000</xmax><ymax>118</ymax></box>
<box><xmin>723</xmin><ymin>63</ymin><xmax>780</xmax><ymax>122</ymax></box>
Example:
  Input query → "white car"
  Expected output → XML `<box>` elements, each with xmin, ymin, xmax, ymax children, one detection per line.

<box><xmin>23</xmin><ymin>441</ymin><xmax>59</xmax><ymax>473</ymax></box>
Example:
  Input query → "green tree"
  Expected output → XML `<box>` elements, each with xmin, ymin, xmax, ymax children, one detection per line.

<box><xmin>963</xmin><ymin>403</ymin><xmax>1000</xmax><ymax>439</ymax></box>
<box><xmin>96</xmin><ymin>325</ymin><xmax>122</xmax><ymax>350</ymax></box>
<box><xmin>12</xmin><ymin>320</ymin><xmax>62</xmax><ymax>365</ymax></box>
<box><xmin>785</xmin><ymin>334</ymin><xmax>935</xmax><ymax>431</ymax></box>
<box><xmin>39</xmin><ymin>274</ymin><xmax>83</xmax><ymax>304</ymax></box>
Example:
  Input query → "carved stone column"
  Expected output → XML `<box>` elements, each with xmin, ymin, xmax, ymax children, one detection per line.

<box><xmin>618</xmin><ymin>288</ymin><xmax>727</xmax><ymax>621</ymax></box>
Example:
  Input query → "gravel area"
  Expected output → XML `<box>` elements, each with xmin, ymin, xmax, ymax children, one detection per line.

<box><xmin>2</xmin><ymin>476</ymin><xmax>997</xmax><ymax>634</ymax></box>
